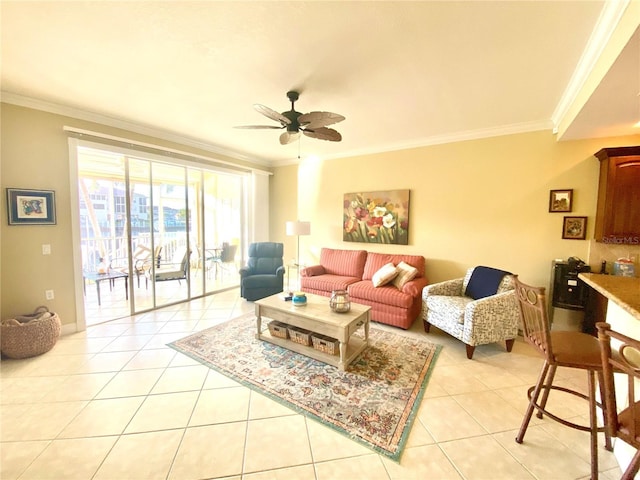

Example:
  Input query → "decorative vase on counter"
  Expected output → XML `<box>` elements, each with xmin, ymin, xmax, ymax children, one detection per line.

<box><xmin>330</xmin><ymin>290</ymin><xmax>351</xmax><ymax>313</ymax></box>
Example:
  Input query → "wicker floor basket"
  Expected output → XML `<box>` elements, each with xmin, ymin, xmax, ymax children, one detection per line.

<box><xmin>1</xmin><ymin>306</ymin><xmax>61</xmax><ymax>359</ymax></box>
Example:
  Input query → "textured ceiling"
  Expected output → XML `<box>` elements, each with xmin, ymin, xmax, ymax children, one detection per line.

<box><xmin>1</xmin><ymin>1</ymin><xmax>638</xmax><ymax>166</ymax></box>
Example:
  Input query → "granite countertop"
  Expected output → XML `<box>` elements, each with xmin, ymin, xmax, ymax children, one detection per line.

<box><xmin>579</xmin><ymin>273</ymin><xmax>640</xmax><ymax>320</ymax></box>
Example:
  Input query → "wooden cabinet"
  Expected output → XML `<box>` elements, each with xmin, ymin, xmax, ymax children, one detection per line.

<box><xmin>594</xmin><ymin>146</ymin><xmax>640</xmax><ymax>244</ymax></box>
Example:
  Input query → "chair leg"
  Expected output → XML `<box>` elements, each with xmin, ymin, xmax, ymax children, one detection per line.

<box><xmin>517</xmin><ymin>361</ymin><xmax>550</xmax><ymax>444</ymax></box>
<box><xmin>536</xmin><ymin>364</ymin><xmax>557</xmax><ymax>419</ymax></box>
<box><xmin>596</xmin><ymin>370</ymin><xmax>613</xmax><ymax>452</ymax></box>
<box><xmin>505</xmin><ymin>338</ymin><xmax>515</xmax><ymax>352</ymax></box>
<box><xmin>587</xmin><ymin>370</ymin><xmax>599</xmax><ymax>480</ymax></box>
<box><xmin>465</xmin><ymin>344</ymin><xmax>475</xmax><ymax>359</ymax></box>
<box><xmin>423</xmin><ymin>320</ymin><xmax>431</xmax><ymax>333</ymax></box>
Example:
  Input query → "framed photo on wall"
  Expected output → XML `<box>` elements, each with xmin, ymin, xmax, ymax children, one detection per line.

<box><xmin>6</xmin><ymin>188</ymin><xmax>57</xmax><ymax>225</ymax></box>
<box><xmin>562</xmin><ymin>216</ymin><xmax>587</xmax><ymax>240</ymax></box>
<box><xmin>549</xmin><ymin>189</ymin><xmax>573</xmax><ymax>212</ymax></box>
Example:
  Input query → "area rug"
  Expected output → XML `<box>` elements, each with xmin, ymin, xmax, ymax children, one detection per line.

<box><xmin>168</xmin><ymin>313</ymin><xmax>441</xmax><ymax>461</ymax></box>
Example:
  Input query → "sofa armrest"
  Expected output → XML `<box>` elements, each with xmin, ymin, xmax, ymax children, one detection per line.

<box><xmin>402</xmin><ymin>277</ymin><xmax>429</xmax><ymax>297</ymax></box>
<box><xmin>465</xmin><ymin>290</ymin><xmax>519</xmax><ymax>330</ymax></box>
<box><xmin>300</xmin><ymin>265</ymin><xmax>325</xmax><ymax>277</ymax></box>
<box><xmin>239</xmin><ymin>266</ymin><xmax>252</xmax><ymax>278</ymax></box>
<box><xmin>422</xmin><ymin>278</ymin><xmax>464</xmax><ymax>297</ymax></box>
<box><xmin>276</xmin><ymin>266</ymin><xmax>285</xmax><ymax>278</ymax></box>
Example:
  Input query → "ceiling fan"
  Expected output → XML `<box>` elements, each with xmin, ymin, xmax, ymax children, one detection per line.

<box><xmin>235</xmin><ymin>91</ymin><xmax>345</xmax><ymax>145</ymax></box>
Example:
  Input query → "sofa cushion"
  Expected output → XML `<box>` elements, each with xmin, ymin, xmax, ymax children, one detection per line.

<box><xmin>349</xmin><ymin>281</ymin><xmax>413</xmax><ymax>308</ymax></box>
<box><xmin>301</xmin><ymin>274</ymin><xmax>361</xmax><ymax>294</ymax></box>
<box><xmin>392</xmin><ymin>261</ymin><xmax>419</xmax><ymax>290</ymax></box>
<box><xmin>464</xmin><ymin>266</ymin><xmax>511</xmax><ymax>300</ymax></box>
<box><xmin>319</xmin><ymin>248</ymin><xmax>367</xmax><ymax>277</ymax></box>
<box><xmin>363</xmin><ymin>252</ymin><xmax>425</xmax><ymax>280</ymax></box>
<box><xmin>425</xmin><ymin>295</ymin><xmax>474</xmax><ymax>324</ymax></box>
<box><xmin>372</xmin><ymin>262</ymin><xmax>398</xmax><ymax>287</ymax></box>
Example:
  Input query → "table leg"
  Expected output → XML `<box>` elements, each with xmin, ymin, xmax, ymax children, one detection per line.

<box><xmin>339</xmin><ymin>341</ymin><xmax>347</xmax><ymax>369</ymax></box>
<box><xmin>364</xmin><ymin>314</ymin><xmax>370</xmax><ymax>344</ymax></box>
<box><xmin>96</xmin><ymin>280</ymin><xmax>101</xmax><ymax>306</ymax></box>
<box><xmin>256</xmin><ymin>307</ymin><xmax>262</xmax><ymax>339</ymax></box>
<box><xmin>124</xmin><ymin>276</ymin><xmax>129</xmax><ymax>300</ymax></box>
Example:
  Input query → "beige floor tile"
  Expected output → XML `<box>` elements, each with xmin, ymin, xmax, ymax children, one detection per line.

<box><xmin>58</xmin><ymin>396</ymin><xmax>144</xmax><ymax>437</ymax></box>
<box><xmin>99</xmin><ymin>333</ymin><xmax>154</xmax><ymax>352</ymax></box>
<box><xmin>95</xmin><ymin>368</ymin><xmax>165</xmax><ymax>398</ymax></box>
<box><xmin>41</xmin><ymin>372</ymin><xmax>116</xmax><ymax>402</ymax></box>
<box><xmin>243</xmin><ymin>464</ymin><xmax>316</xmax><ymax>479</ymax></box>
<box><xmin>248</xmin><ymin>390</ymin><xmax>297</xmax><ymax>419</ymax></box>
<box><xmin>430</xmin><ymin>363</ymin><xmax>491</xmax><ymax>395</ymax></box>
<box><xmin>168</xmin><ymin>423</ymin><xmax>246</xmax><ymax>479</ymax></box>
<box><xmin>169</xmin><ymin>352</ymin><xmax>202</xmax><ymax>367</ymax></box>
<box><xmin>0</xmin><ymin>440</ymin><xmax>50</xmax><ymax>480</ymax></box>
<box><xmin>493</xmin><ymin>426</ymin><xmax>592</xmax><ymax>479</ymax></box>
<box><xmin>85</xmin><ymin>323</ymin><xmax>133</xmax><ymax>337</ymax></box>
<box><xmin>452</xmin><ymin>390</ymin><xmax>525</xmax><ymax>433</ymax></box>
<box><xmin>417</xmin><ymin>396</ymin><xmax>487</xmax><ymax>442</ymax></box>
<box><xmin>124</xmin><ymin>391</ymin><xmax>199</xmax><ymax>433</ymax></box>
<box><xmin>203</xmin><ymin>368</ymin><xmax>242</xmax><ymax>388</ymax></box>
<box><xmin>123</xmin><ymin>321</ymin><xmax>167</xmax><ymax>335</ymax></box>
<box><xmin>1</xmin><ymin>400</ymin><xmax>88</xmax><ymax>441</ymax></box>
<box><xmin>306</xmin><ymin>418</ymin><xmax>372</xmax><ymax>462</ymax></box>
<box><xmin>143</xmin><ymin>332</ymin><xmax>187</xmax><ymax>349</ymax></box>
<box><xmin>18</xmin><ymin>436</ymin><xmax>117</xmax><ymax>479</ymax></box>
<box><xmin>439</xmin><ymin>436</ymin><xmax>535</xmax><ymax>480</ymax></box>
<box><xmin>93</xmin><ymin>430</ymin><xmax>183</xmax><ymax>480</ymax></box>
<box><xmin>159</xmin><ymin>319</ymin><xmax>200</xmax><ymax>333</ymax></box>
<box><xmin>151</xmin><ymin>364</ymin><xmax>209</xmax><ymax>394</ymax></box>
<box><xmin>189</xmin><ymin>386</ymin><xmax>250</xmax><ymax>426</ymax></box>
<box><xmin>76</xmin><ymin>350</ymin><xmax>137</xmax><ymax>373</ymax></box>
<box><xmin>314</xmin><ymin>454</ymin><xmax>389</xmax><ymax>480</ymax></box>
<box><xmin>50</xmin><ymin>336</ymin><xmax>114</xmax><ymax>355</ymax></box>
<box><xmin>404</xmin><ymin>417</ymin><xmax>436</xmax><ymax>447</ymax></box>
<box><xmin>243</xmin><ymin>416</ymin><xmax>312</xmax><ymax>473</ymax></box>
<box><xmin>0</xmin><ymin>375</ymin><xmax>66</xmax><ymax>404</ymax></box>
<box><xmin>20</xmin><ymin>353</ymin><xmax>90</xmax><ymax>376</ymax></box>
<box><xmin>382</xmin><ymin>444</ymin><xmax>462</xmax><ymax>479</ymax></box>
<box><xmin>123</xmin><ymin>348</ymin><xmax>177</xmax><ymax>370</ymax></box>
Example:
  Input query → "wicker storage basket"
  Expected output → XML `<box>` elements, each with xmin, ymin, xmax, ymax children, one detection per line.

<box><xmin>1</xmin><ymin>306</ymin><xmax>61</xmax><ymax>359</ymax></box>
<box><xmin>267</xmin><ymin>321</ymin><xmax>289</xmax><ymax>339</ymax></box>
<box><xmin>288</xmin><ymin>326</ymin><xmax>312</xmax><ymax>346</ymax></box>
<box><xmin>312</xmin><ymin>334</ymin><xmax>339</xmax><ymax>355</ymax></box>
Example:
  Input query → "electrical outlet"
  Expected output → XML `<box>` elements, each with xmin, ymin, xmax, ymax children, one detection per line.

<box><xmin>45</xmin><ymin>290</ymin><xmax>54</xmax><ymax>300</ymax></box>
<box><xmin>42</xmin><ymin>244</ymin><xmax>51</xmax><ymax>255</ymax></box>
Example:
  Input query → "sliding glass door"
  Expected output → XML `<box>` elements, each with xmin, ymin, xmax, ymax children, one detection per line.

<box><xmin>76</xmin><ymin>144</ymin><xmax>245</xmax><ymax>324</ymax></box>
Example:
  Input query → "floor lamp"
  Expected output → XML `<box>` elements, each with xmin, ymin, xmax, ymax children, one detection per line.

<box><xmin>286</xmin><ymin>220</ymin><xmax>311</xmax><ymax>288</ymax></box>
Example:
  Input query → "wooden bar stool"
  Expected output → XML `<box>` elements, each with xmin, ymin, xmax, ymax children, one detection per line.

<box><xmin>597</xmin><ymin>322</ymin><xmax>640</xmax><ymax>480</ymax></box>
<box><xmin>513</xmin><ymin>276</ymin><xmax>611</xmax><ymax>480</ymax></box>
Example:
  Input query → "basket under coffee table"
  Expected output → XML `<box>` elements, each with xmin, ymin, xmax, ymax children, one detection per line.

<box><xmin>255</xmin><ymin>292</ymin><xmax>371</xmax><ymax>370</ymax></box>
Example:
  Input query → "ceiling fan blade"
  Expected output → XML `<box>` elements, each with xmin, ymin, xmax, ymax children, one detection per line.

<box><xmin>298</xmin><ymin>111</ymin><xmax>345</xmax><ymax>129</ymax></box>
<box><xmin>279</xmin><ymin>131</ymin><xmax>301</xmax><ymax>145</ymax></box>
<box><xmin>302</xmin><ymin>127</ymin><xmax>342</xmax><ymax>142</ymax></box>
<box><xmin>234</xmin><ymin>125</ymin><xmax>284</xmax><ymax>129</ymax></box>
<box><xmin>254</xmin><ymin>104</ymin><xmax>291</xmax><ymax>125</ymax></box>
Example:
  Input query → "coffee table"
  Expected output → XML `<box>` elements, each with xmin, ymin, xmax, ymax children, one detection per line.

<box><xmin>255</xmin><ymin>292</ymin><xmax>371</xmax><ymax>370</ymax></box>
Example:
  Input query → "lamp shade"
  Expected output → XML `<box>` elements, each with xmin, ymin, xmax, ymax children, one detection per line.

<box><xmin>286</xmin><ymin>220</ymin><xmax>311</xmax><ymax>236</ymax></box>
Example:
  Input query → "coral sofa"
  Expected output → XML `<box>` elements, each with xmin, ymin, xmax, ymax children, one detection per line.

<box><xmin>300</xmin><ymin>248</ymin><xmax>428</xmax><ymax>329</ymax></box>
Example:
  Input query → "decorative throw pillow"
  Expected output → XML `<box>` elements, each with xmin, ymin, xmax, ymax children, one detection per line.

<box><xmin>464</xmin><ymin>266</ymin><xmax>512</xmax><ymax>300</ymax></box>
<box><xmin>372</xmin><ymin>262</ymin><xmax>398</xmax><ymax>287</ymax></box>
<box><xmin>392</xmin><ymin>261</ymin><xmax>419</xmax><ymax>290</ymax></box>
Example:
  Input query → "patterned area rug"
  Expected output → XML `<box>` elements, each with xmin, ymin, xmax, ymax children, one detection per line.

<box><xmin>169</xmin><ymin>313</ymin><xmax>441</xmax><ymax>461</ymax></box>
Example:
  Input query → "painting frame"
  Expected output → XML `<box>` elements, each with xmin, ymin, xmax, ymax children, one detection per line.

<box><xmin>549</xmin><ymin>189</ymin><xmax>573</xmax><ymax>213</ymax></box>
<box><xmin>343</xmin><ymin>189</ymin><xmax>410</xmax><ymax>245</ymax></box>
<box><xmin>562</xmin><ymin>216</ymin><xmax>587</xmax><ymax>240</ymax></box>
<box><xmin>6</xmin><ymin>188</ymin><xmax>57</xmax><ymax>225</ymax></box>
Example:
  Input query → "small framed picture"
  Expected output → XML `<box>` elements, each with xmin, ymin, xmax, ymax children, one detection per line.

<box><xmin>6</xmin><ymin>188</ymin><xmax>56</xmax><ymax>225</ymax></box>
<box><xmin>549</xmin><ymin>189</ymin><xmax>573</xmax><ymax>212</ymax></box>
<box><xmin>562</xmin><ymin>216</ymin><xmax>587</xmax><ymax>240</ymax></box>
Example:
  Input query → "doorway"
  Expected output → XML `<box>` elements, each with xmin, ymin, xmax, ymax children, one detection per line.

<box><xmin>75</xmin><ymin>144</ymin><xmax>244</xmax><ymax>325</ymax></box>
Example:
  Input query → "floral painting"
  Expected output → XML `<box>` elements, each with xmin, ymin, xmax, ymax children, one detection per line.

<box><xmin>343</xmin><ymin>190</ymin><xmax>410</xmax><ymax>244</ymax></box>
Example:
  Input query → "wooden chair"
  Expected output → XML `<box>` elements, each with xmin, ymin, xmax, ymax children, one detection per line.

<box><xmin>596</xmin><ymin>322</ymin><xmax>640</xmax><ymax>480</ymax></box>
<box><xmin>513</xmin><ymin>276</ymin><xmax>612</xmax><ymax>479</ymax></box>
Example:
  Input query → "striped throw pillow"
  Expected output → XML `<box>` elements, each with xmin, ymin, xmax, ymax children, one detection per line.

<box><xmin>392</xmin><ymin>261</ymin><xmax>418</xmax><ymax>290</ymax></box>
<box><xmin>372</xmin><ymin>262</ymin><xmax>398</xmax><ymax>287</ymax></box>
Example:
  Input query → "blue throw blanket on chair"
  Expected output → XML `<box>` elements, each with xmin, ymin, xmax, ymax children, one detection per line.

<box><xmin>465</xmin><ymin>266</ymin><xmax>511</xmax><ymax>300</ymax></box>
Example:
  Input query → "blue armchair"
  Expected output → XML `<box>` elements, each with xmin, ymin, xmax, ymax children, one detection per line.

<box><xmin>239</xmin><ymin>242</ymin><xmax>285</xmax><ymax>301</ymax></box>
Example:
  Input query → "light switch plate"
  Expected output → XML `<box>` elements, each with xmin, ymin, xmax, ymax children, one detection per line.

<box><xmin>42</xmin><ymin>244</ymin><xmax>51</xmax><ymax>255</ymax></box>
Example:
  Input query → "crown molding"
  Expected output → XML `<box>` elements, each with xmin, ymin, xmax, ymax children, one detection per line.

<box><xmin>0</xmin><ymin>91</ymin><xmax>272</xmax><ymax>168</ymax></box>
<box><xmin>551</xmin><ymin>0</ymin><xmax>631</xmax><ymax>131</ymax></box>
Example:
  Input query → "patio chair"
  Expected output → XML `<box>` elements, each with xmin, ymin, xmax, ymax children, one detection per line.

<box><xmin>152</xmin><ymin>246</ymin><xmax>189</xmax><ymax>285</ymax></box>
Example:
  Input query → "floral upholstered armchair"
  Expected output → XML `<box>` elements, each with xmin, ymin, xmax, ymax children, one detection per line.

<box><xmin>421</xmin><ymin>266</ymin><xmax>520</xmax><ymax>359</ymax></box>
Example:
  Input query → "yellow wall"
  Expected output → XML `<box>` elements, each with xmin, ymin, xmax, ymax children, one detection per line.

<box><xmin>0</xmin><ymin>103</ymin><xmax>264</xmax><ymax>326</ymax></box>
<box><xmin>2</xmin><ymin>101</ymin><xmax>639</xmax><ymax>328</ymax></box>
<box><xmin>273</xmin><ymin>130</ymin><xmax>640</xmax><ymax>289</ymax></box>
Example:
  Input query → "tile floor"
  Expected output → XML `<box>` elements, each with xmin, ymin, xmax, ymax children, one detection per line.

<box><xmin>0</xmin><ymin>289</ymin><xmax>624</xmax><ymax>479</ymax></box>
